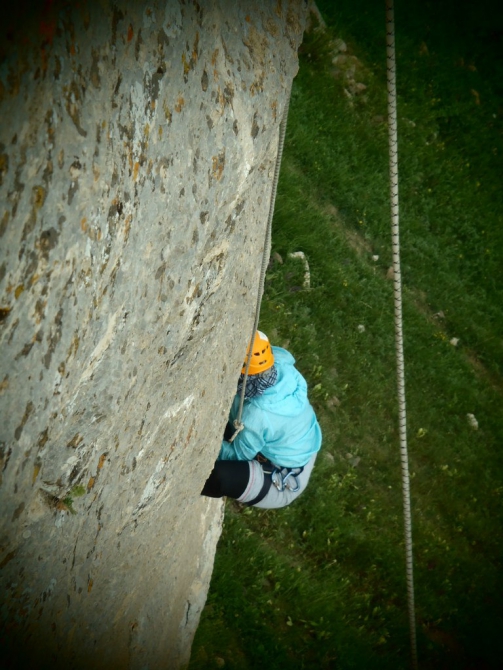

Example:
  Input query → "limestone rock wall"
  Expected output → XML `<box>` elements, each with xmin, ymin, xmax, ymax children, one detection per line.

<box><xmin>0</xmin><ymin>1</ymin><xmax>306</xmax><ymax>667</ymax></box>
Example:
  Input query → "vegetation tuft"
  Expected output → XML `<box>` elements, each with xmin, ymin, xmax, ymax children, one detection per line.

<box><xmin>191</xmin><ymin>2</ymin><xmax>503</xmax><ymax>668</ymax></box>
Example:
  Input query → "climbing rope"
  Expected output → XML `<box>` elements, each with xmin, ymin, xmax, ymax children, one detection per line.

<box><xmin>386</xmin><ymin>1</ymin><xmax>418</xmax><ymax>667</ymax></box>
<box><xmin>229</xmin><ymin>88</ymin><xmax>291</xmax><ymax>442</ymax></box>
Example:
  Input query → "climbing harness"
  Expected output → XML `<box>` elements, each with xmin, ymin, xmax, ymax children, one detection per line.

<box><xmin>386</xmin><ymin>1</ymin><xmax>418</xmax><ymax>667</ymax></box>
<box><xmin>244</xmin><ymin>457</ymin><xmax>304</xmax><ymax>507</ymax></box>
<box><xmin>256</xmin><ymin>452</ymin><xmax>304</xmax><ymax>493</ymax></box>
<box><xmin>229</xmin><ymin>87</ymin><xmax>292</xmax><ymax>443</ymax></box>
<box><xmin>244</xmin><ymin>465</ymin><xmax>273</xmax><ymax>506</ymax></box>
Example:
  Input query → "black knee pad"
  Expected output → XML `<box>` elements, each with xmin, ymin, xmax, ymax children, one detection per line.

<box><xmin>201</xmin><ymin>460</ymin><xmax>250</xmax><ymax>499</ymax></box>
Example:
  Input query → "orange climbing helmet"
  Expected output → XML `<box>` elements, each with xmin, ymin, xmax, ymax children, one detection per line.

<box><xmin>241</xmin><ymin>330</ymin><xmax>275</xmax><ymax>375</ymax></box>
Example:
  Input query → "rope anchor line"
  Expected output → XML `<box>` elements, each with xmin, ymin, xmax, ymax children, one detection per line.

<box><xmin>230</xmin><ymin>88</ymin><xmax>292</xmax><ymax>441</ymax></box>
<box><xmin>386</xmin><ymin>1</ymin><xmax>418</xmax><ymax>667</ymax></box>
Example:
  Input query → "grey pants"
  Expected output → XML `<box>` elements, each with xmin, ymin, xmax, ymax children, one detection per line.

<box><xmin>237</xmin><ymin>453</ymin><xmax>318</xmax><ymax>509</ymax></box>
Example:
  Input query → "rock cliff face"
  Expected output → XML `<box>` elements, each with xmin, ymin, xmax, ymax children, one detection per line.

<box><xmin>0</xmin><ymin>1</ymin><xmax>306</xmax><ymax>667</ymax></box>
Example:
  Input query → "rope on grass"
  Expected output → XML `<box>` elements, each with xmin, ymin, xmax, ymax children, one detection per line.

<box><xmin>229</xmin><ymin>87</ymin><xmax>292</xmax><ymax>442</ymax></box>
<box><xmin>386</xmin><ymin>2</ymin><xmax>418</xmax><ymax>667</ymax></box>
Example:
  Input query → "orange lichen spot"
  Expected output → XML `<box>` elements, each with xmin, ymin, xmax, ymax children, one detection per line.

<box><xmin>80</xmin><ymin>217</ymin><xmax>87</xmax><ymax>232</ymax></box>
<box><xmin>271</xmin><ymin>100</ymin><xmax>278</xmax><ymax>121</ymax></box>
<box><xmin>32</xmin><ymin>463</ymin><xmax>41</xmax><ymax>485</ymax></box>
<box><xmin>97</xmin><ymin>453</ymin><xmax>107</xmax><ymax>470</ymax></box>
<box><xmin>67</xmin><ymin>332</ymin><xmax>80</xmax><ymax>359</ymax></box>
<box><xmin>127</xmin><ymin>24</ymin><xmax>134</xmax><ymax>42</ymax></box>
<box><xmin>14</xmin><ymin>285</ymin><xmax>25</xmax><ymax>300</ymax></box>
<box><xmin>87</xmin><ymin>578</ymin><xmax>93</xmax><ymax>593</ymax></box>
<box><xmin>182</xmin><ymin>52</ymin><xmax>190</xmax><ymax>76</ymax></box>
<box><xmin>39</xmin><ymin>18</ymin><xmax>57</xmax><ymax>45</ymax></box>
<box><xmin>211</xmin><ymin>48</ymin><xmax>219</xmax><ymax>67</ymax></box>
<box><xmin>33</xmin><ymin>185</ymin><xmax>46</xmax><ymax>210</ymax></box>
<box><xmin>87</xmin><ymin>477</ymin><xmax>95</xmax><ymax>490</ymax></box>
<box><xmin>175</xmin><ymin>97</ymin><xmax>185</xmax><ymax>113</ymax></box>
<box><xmin>67</xmin><ymin>433</ymin><xmax>83</xmax><ymax>449</ymax></box>
<box><xmin>184</xmin><ymin>421</ymin><xmax>195</xmax><ymax>447</ymax></box>
<box><xmin>192</xmin><ymin>32</ymin><xmax>199</xmax><ymax>61</ymax></box>
<box><xmin>133</xmin><ymin>161</ymin><xmax>140</xmax><ymax>181</ymax></box>
<box><xmin>211</xmin><ymin>151</ymin><xmax>226</xmax><ymax>182</ymax></box>
<box><xmin>163</xmin><ymin>101</ymin><xmax>172</xmax><ymax>124</ymax></box>
<box><xmin>70</xmin><ymin>43</ymin><xmax>76</xmax><ymax>56</ymax></box>
<box><xmin>124</xmin><ymin>215</ymin><xmax>132</xmax><ymax>241</ymax></box>
<box><xmin>250</xmin><ymin>81</ymin><xmax>264</xmax><ymax>96</ymax></box>
<box><xmin>34</xmin><ymin>299</ymin><xmax>46</xmax><ymax>324</ymax></box>
<box><xmin>216</xmin><ymin>86</ymin><xmax>225</xmax><ymax>108</ymax></box>
<box><xmin>245</xmin><ymin>15</ymin><xmax>251</xmax><ymax>22</ymax></box>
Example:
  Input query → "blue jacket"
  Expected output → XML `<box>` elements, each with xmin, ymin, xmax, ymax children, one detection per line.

<box><xmin>219</xmin><ymin>347</ymin><xmax>322</xmax><ymax>467</ymax></box>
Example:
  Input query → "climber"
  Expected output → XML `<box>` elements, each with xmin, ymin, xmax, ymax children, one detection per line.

<box><xmin>201</xmin><ymin>330</ymin><xmax>322</xmax><ymax>508</ymax></box>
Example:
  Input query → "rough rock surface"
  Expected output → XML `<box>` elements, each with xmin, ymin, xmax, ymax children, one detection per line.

<box><xmin>0</xmin><ymin>1</ymin><xmax>306</xmax><ymax>668</ymax></box>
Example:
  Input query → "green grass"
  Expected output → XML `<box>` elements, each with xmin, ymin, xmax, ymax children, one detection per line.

<box><xmin>190</xmin><ymin>3</ymin><xmax>503</xmax><ymax>668</ymax></box>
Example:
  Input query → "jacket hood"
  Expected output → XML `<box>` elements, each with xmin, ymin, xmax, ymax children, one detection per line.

<box><xmin>249</xmin><ymin>346</ymin><xmax>308</xmax><ymax>417</ymax></box>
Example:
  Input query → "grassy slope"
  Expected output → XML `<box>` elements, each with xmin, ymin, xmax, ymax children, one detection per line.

<box><xmin>190</xmin><ymin>2</ymin><xmax>503</xmax><ymax>668</ymax></box>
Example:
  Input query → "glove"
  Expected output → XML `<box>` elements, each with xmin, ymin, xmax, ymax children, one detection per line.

<box><xmin>223</xmin><ymin>421</ymin><xmax>236</xmax><ymax>442</ymax></box>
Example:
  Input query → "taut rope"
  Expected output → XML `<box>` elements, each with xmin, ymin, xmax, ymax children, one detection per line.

<box><xmin>386</xmin><ymin>1</ymin><xmax>418</xmax><ymax>667</ymax></box>
<box><xmin>230</xmin><ymin>88</ymin><xmax>291</xmax><ymax>441</ymax></box>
